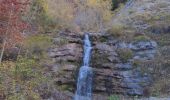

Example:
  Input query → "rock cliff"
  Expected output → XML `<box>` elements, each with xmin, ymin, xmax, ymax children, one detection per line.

<box><xmin>48</xmin><ymin>32</ymin><xmax>157</xmax><ymax>99</ymax></box>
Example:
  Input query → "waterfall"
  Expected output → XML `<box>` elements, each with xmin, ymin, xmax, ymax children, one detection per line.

<box><xmin>74</xmin><ymin>33</ymin><xmax>93</xmax><ymax>100</ymax></box>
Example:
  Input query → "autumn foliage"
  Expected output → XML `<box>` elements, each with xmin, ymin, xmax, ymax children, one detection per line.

<box><xmin>0</xmin><ymin>0</ymin><xmax>29</xmax><ymax>48</ymax></box>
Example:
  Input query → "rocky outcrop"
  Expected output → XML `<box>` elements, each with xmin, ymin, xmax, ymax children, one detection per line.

<box><xmin>92</xmin><ymin>38</ymin><xmax>156</xmax><ymax>96</ymax></box>
<box><xmin>49</xmin><ymin>43</ymin><xmax>83</xmax><ymax>62</ymax></box>
<box><xmin>48</xmin><ymin>32</ymin><xmax>157</xmax><ymax>98</ymax></box>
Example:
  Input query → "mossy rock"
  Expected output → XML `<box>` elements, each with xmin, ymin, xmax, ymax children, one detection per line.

<box><xmin>60</xmin><ymin>85</ymin><xmax>74</xmax><ymax>91</ymax></box>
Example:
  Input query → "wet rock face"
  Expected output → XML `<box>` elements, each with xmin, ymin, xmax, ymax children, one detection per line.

<box><xmin>48</xmin><ymin>32</ymin><xmax>157</xmax><ymax>96</ymax></box>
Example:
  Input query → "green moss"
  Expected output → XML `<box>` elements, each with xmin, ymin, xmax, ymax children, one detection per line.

<box><xmin>132</xmin><ymin>59</ymin><xmax>141</xmax><ymax>68</ymax></box>
<box><xmin>60</xmin><ymin>85</ymin><xmax>73</xmax><ymax>91</ymax></box>
<box><xmin>99</xmin><ymin>37</ymin><xmax>109</xmax><ymax>42</ymax></box>
<box><xmin>108</xmin><ymin>94</ymin><xmax>120</xmax><ymax>100</ymax></box>
<box><xmin>134</xmin><ymin>35</ymin><xmax>150</xmax><ymax>42</ymax></box>
<box><xmin>117</xmin><ymin>48</ymin><xmax>133</xmax><ymax>62</ymax></box>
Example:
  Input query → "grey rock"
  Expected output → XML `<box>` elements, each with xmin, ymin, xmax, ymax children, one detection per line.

<box><xmin>116</xmin><ymin>42</ymin><xmax>128</xmax><ymax>49</ymax></box>
<box><xmin>114</xmin><ymin>63</ymin><xmax>133</xmax><ymax>70</ymax></box>
<box><xmin>129</xmin><ymin>41</ymin><xmax>157</xmax><ymax>51</ymax></box>
<box><xmin>48</xmin><ymin>43</ymin><xmax>82</xmax><ymax>62</ymax></box>
<box><xmin>95</xmin><ymin>43</ymin><xmax>115</xmax><ymax>52</ymax></box>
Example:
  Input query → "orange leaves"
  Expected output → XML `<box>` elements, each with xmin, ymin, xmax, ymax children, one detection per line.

<box><xmin>0</xmin><ymin>0</ymin><xmax>29</xmax><ymax>49</ymax></box>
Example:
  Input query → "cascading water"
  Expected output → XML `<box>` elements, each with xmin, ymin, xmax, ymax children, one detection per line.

<box><xmin>74</xmin><ymin>34</ymin><xmax>93</xmax><ymax>100</ymax></box>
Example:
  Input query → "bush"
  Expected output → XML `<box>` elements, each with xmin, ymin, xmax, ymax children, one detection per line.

<box><xmin>14</xmin><ymin>56</ymin><xmax>36</xmax><ymax>80</ymax></box>
<box><xmin>28</xmin><ymin>0</ymin><xmax>55</xmax><ymax>32</ymax></box>
<box><xmin>112</xmin><ymin>0</ymin><xmax>127</xmax><ymax>10</ymax></box>
<box><xmin>134</xmin><ymin>35</ymin><xmax>150</xmax><ymax>42</ymax></box>
<box><xmin>107</xmin><ymin>24</ymin><xmax>125</xmax><ymax>37</ymax></box>
<box><xmin>117</xmin><ymin>48</ymin><xmax>133</xmax><ymax>62</ymax></box>
<box><xmin>108</xmin><ymin>94</ymin><xmax>120</xmax><ymax>100</ymax></box>
<box><xmin>0</xmin><ymin>57</ymin><xmax>43</xmax><ymax>99</ymax></box>
<box><xmin>23</xmin><ymin>34</ymin><xmax>52</xmax><ymax>59</ymax></box>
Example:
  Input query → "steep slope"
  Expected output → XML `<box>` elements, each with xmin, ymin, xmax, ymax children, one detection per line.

<box><xmin>43</xmin><ymin>0</ymin><xmax>170</xmax><ymax>99</ymax></box>
<box><xmin>112</xmin><ymin>0</ymin><xmax>170</xmax><ymax>97</ymax></box>
<box><xmin>113</xmin><ymin>0</ymin><xmax>170</xmax><ymax>33</ymax></box>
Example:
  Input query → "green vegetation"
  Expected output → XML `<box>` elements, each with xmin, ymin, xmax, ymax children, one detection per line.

<box><xmin>29</xmin><ymin>0</ymin><xmax>55</xmax><ymax>32</ymax></box>
<box><xmin>54</xmin><ymin>37</ymin><xmax>69</xmax><ymax>46</ymax></box>
<box><xmin>151</xmin><ymin>78</ymin><xmax>170</xmax><ymax>97</ymax></box>
<box><xmin>0</xmin><ymin>56</ymin><xmax>47</xmax><ymax>100</ymax></box>
<box><xmin>117</xmin><ymin>48</ymin><xmax>133</xmax><ymax>62</ymax></box>
<box><xmin>1</xmin><ymin>0</ymin><xmax>170</xmax><ymax>99</ymax></box>
<box><xmin>60</xmin><ymin>84</ymin><xmax>73</xmax><ymax>91</ymax></box>
<box><xmin>107</xmin><ymin>24</ymin><xmax>125</xmax><ymax>37</ymax></box>
<box><xmin>108</xmin><ymin>94</ymin><xmax>120</xmax><ymax>100</ymax></box>
<box><xmin>23</xmin><ymin>34</ymin><xmax>52</xmax><ymax>59</ymax></box>
<box><xmin>134</xmin><ymin>35</ymin><xmax>150</xmax><ymax>42</ymax></box>
<box><xmin>0</xmin><ymin>33</ymin><xmax>53</xmax><ymax>99</ymax></box>
<box><xmin>112</xmin><ymin>0</ymin><xmax>127</xmax><ymax>10</ymax></box>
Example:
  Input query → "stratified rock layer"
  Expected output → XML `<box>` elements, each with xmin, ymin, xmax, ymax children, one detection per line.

<box><xmin>48</xmin><ymin>32</ymin><xmax>157</xmax><ymax>97</ymax></box>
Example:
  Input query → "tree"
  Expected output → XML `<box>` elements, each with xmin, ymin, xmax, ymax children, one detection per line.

<box><xmin>74</xmin><ymin>0</ymin><xmax>112</xmax><ymax>32</ymax></box>
<box><xmin>112</xmin><ymin>0</ymin><xmax>127</xmax><ymax>10</ymax></box>
<box><xmin>0</xmin><ymin>0</ymin><xmax>29</xmax><ymax>63</ymax></box>
<box><xmin>46</xmin><ymin>0</ymin><xmax>112</xmax><ymax>32</ymax></box>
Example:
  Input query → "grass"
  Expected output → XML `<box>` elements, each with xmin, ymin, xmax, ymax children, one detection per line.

<box><xmin>0</xmin><ymin>33</ymin><xmax>54</xmax><ymax>99</ymax></box>
<box><xmin>148</xmin><ymin>33</ymin><xmax>170</xmax><ymax>46</ymax></box>
<box><xmin>0</xmin><ymin>57</ymin><xmax>46</xmax><ymax>99</ymax></box>
<box><xmin>108</xmin><ymin>94</ymin><xmax>120</xmax><ymax>100</ymax></box>
<box><xmin>134</xmin><ymin>35</ymin><xmax>150</xmax><ymax>42</ymax></box>
<box><xmin>151</xmin><ymin>78</ymin><xmax>170</xmax><ymax>97</ymax></box>
<box><xmin>117</xmin><ymin>48</ymin><xmax>133</xmax><ymax>63</ymax></box>
<box><xmin>23</xmin><ymin>34</ymin><xmax>52</xmax><ymax>59</ymax></box>
<box><xmin>107</xmin><ymin>24</ymin><xmax>125</xmax><ymax>38</ymax></box>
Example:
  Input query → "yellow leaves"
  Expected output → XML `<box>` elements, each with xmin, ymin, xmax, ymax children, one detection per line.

<box><xmin>44</xmin><ymin>0</ymin><xmax>113</xmax><ymax>31</ymax></box>
<box><xmin>47</xmin><ymin>0</ymin><xmax>73</xmax><ymax>18</ymax></box>
<box><xmin>87</xmin><ymin>0</ymin><xmax>99</xmax><ymax>6</ymax></box>
<box><xmin>0</xmin><ymin>61</ymin><xmax>16</xmax><ymax>71</ymax></box>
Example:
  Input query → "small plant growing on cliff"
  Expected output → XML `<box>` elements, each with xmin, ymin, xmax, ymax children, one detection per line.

<box><xmin>134</xmin><ymin>35</ymin><xmax>150</xmax><ymax>42</ymax></box>
<box><xmin>117</xmin><ymin>48</ymin><xmax>133</xmax><ymax>62</ymax></box>
<box><xmin>107</xmin><ymin>24</ymin><xmax>125</xmax><ymax>37</ymax></box>
<box><xmin>108</xmin><ymin>95</ymin><xmax>120</xmax><ymax>100</ymax></box>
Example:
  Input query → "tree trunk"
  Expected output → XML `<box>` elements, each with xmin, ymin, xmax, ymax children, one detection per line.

<box><xmin>0</xmin><ymin>3</ymin><xmax>13</xmax><ymax>64</ymax></box>
<box><xmin>0</xmin><ymin>40</ymin><xmax>6</xmax><ymax>64</ymax></box>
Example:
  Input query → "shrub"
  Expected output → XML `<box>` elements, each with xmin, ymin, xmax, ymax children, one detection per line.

<box><xmin>0</xmin><ymin>58</ymin><xmax>43</xmax><ymax>99</ymax></box>
<box><xmin>107</xmin><ymin>24</ymin><xmax>125</xmax><ymax>37</ymax></box>
<box><xmin>108</xmin><ymin>94</ymin><xmax>120</xmax><ymax>100</ymax></box>
<box><xmin>134</xmin><ymin>35</ymin><xmax>150</xmax><ymax>42</ymax></box>
<box><xmin>28</xmin><ymin>0</ymin><xmax>55</xmax><ymax>32</ymax></box>
<box><xmin>23</xmin><ymin>34</ymin><xmax>52</xmax><ymax>59</ymax></box>
<box><xmin>151</xmin><ymin>78</ymin><xmax>170</xmax><ymax>97</ymax></box>
<box><xmin>117</xmin><ymin>48</ymin><xmax>133</xmax><ymax>62</ymax></box>
<box><xmin>112</xmin><ymin>0</ymin><xmax>127</xmax><ymax>10</ymax></box>
<box><xmin>14</xmin><ymin>56</ymin><xmax>36</xmax><ymax>80</ymax></box>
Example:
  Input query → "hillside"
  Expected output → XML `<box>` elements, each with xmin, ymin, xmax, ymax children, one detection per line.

<box><xmin>0</xmin><ymin>0</ymin><xmax>170</xmax><ymax>100</ymax></box>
